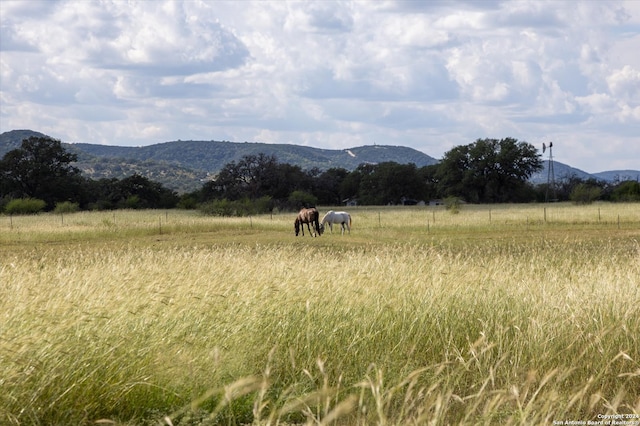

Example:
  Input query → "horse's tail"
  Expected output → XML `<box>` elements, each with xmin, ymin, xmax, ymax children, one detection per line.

<box><xmin>349</xmin><ymin>214</ymin><xmax>352</xmax><ymax>229</ymax></box>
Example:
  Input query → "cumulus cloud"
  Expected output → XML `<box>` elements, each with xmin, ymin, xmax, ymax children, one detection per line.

<box><xmin>607</xmin><ymin>65</ymin><xmax>640</xmax><ymax>99</ymax></box>
<box><xmin>0</xmin><ymin>0</ymin><xmax>638</xmax><ymax>171</ymax></box>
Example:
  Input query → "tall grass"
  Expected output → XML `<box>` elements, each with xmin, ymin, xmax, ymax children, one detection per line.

<box><xmin>1</xmin><ymin>203</ymin><xmax>639</xmax><ymax>425</ymax></box>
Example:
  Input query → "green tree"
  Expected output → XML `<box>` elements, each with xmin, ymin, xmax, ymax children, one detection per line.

<box><xmin>348</xmin><ymin>163</ymin><xmax>376</xmax><ymax>205</ymax></box>
<box><xmin>205</xmin><ymin>154</ymin><xmax>282</xmax><ymax>201</ymax></box>
<box><xmin>288</xmin><ymin>190</ymin><xmax>317</xmax><ymax>209</ymax></box>
<box><xmin>339</xmin><ymin>166</ymin><xmax>364</xmax><ymax>204</ymax></box>
<box><xmin>332</xmin><ymin>162</ymin><xmax>427</xmax><ymax>206</ymax></box>
<box><xmin>273</xmin><ymin>163</ymin><xmax>313</xmax><ymax>201</ymax></box>
<box><xmin>314</xmin><ymin>167</ymin><xmax>350</xmax><ymax>205</ymax></box>
<box><xmin>435</xmin><ymin>138</ymin><xmax>542</xmax><ymax>203</ymax></box>
<box><xmin>202</xmin><ymin>154</ymin><xmax>314</xmax><ymax>209</ymax></box>
<box><xmin>116</xmin><ymin>173</ymin><xmax>178</xmax><ymax>209</ymax></box>
<box><xmin>433</xmin><ymin>145</ymin><xmax>469</xmax><ymax>199</ymax></box>
<box><xmin>0</xmin><ymin>136</ymin><xmax>83</xmax><ymax>209</ymax></box>
<box><xmin>418</xmin><ymin>164</ymin><xmax>442</xmax><ymax>201</ymax></box>
<box><xmin>610</xmin><ymin>180</ymin><xmax>640</xmax><ymax>202</ymax></box>
<box><xmin>85</xmin><ymin>177</ymin><xmax>122</xmax><ymax>210</ymax></box>
<box><xmin>358</xmin><ymin>162</ymin><xmax>426</xmax><ymax>205</ymax></box>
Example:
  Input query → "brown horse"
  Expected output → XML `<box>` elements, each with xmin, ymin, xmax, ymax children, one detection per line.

<box><xmin>294</xmin><ymin>207</ymin><xmax>323</xmax><ymax>237</ymax></box>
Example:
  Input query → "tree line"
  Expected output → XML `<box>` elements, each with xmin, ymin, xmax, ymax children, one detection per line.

<box><xmin>1</xmin><ymin>136</ymin><xmax>638</xmax><ymax>215</ymax></box>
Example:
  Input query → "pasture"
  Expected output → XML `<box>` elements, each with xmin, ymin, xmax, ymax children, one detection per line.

<box><xmin>1</xmin><ymin>203</ymin><xmax>639</xmax><ymax>425</ymax></box>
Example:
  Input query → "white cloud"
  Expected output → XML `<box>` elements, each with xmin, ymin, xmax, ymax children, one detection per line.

<box><xmin>607</xmin><ymin>65</ymin><xmax>640</xmax><ymax>99</ymax></box>
<box><xmin>1</xmin><ymin>0</ymin><xmax>638</xmax><ymax>172</ymax></box>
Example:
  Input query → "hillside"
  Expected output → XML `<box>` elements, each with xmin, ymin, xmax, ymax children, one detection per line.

<box><xmin>68</xmin><ymin>139</ymin><xmax>438</xmax><ymax>172</ymax></box>
<box><xmin>592</xmin><ymin>170</ymin><xmax>640</xmax><ymax>182</ymax></box>
<box><xmin>529</xmin><ymin>161</ymin><xmax>593</xmax><ymax>184</ymax></box>
<box><xmin>72</xmin><ymin>157</ymin><xmax>208</xmax><ymax>195</ymax></box>
<box><xmin>0</xmin><ymin>129</ymin><xmax>51</xmax><ymax>155</ymax></box>
<box><xmin>1</xmin><ymin>130</ymin><xmax>438</xmax><ymax>192</ymax></box>
<box><xmin>530</xmin><ymin>163</ymin><xmax>640</xmax><ymax>185</ymax></box>
<box><xmin>2</xmin><ymin>130</ymin><xmax>637</xmax><ymax>194</ymax></box>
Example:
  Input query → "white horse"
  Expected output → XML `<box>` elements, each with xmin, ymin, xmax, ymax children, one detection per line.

<box><xmin>320</xmin><ymin>210</ymin><xmax>352</xmax><ymax>235</ymax></box>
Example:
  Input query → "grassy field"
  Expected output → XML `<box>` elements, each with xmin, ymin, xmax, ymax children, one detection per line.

<box><xmin>1</xmin><ymin>203</ymin><xmax>639</xmax><ymax>425</ymax></box>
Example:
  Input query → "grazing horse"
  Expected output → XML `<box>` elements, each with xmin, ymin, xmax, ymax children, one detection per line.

<box><xmin>320</xmin><ymin>210</ymin><xmax>352</xmax><ymax>235</ymax></box>
<box><xmin>295</xmin><ymin>207</ymin><xmax>322</xmax><ymax>237</ymax></box>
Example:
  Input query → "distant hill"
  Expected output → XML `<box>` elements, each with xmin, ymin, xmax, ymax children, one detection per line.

<box><xmin>1</xmin><ymin>130</ymin><xmax>438</xmax><ymax>193</ymax></box>
<box><xmin>529</xmin><ymin>161</ymin><xmax>593</xmax><ymax>184</ymax></box>
<box><xmin>2</xmin><ymin>129</ymin><xmax>637</xmax><ymax>193</ymax></box>
<box><xmin>592</xmin><ymin>170</ymin><xmax>640</xmax><ymax>182</ymax></box>
<box><xmin>68</xmin><ymin>140</ymin><xmax>438</xmax><ymax>172</ymax></box>
<box><xmin>530</xmin><ymin>162</ymin><xmax>640</xmax><ymax>185</ymax></box>
<box><xmin>0</xmin><ymin>129</ymin><xmax>51</xmax><ymax>155</ymax></box>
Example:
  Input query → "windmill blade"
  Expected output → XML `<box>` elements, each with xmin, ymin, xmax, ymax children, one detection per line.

<box><xmin>542</xmin><ymin>143</ymin><xmax>546</xmax><ymax>153</ymax></box>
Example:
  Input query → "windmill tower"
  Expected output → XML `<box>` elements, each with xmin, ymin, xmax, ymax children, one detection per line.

<box><xmin>543</xmin><ymin>142</ymin><xmax>556</xmax><ymax>202</ymax></box>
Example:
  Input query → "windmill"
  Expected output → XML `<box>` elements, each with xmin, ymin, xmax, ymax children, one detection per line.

<box><xmin>543</xmin><ymin>142</ymin><xmax>556</xmax><ymax>202</ymax></box>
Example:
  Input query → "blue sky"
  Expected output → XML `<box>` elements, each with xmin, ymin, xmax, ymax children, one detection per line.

<box><xmin>1</xmin><ymin>0</ymin><xmax>639</xmax><ymax>173</ymax></box>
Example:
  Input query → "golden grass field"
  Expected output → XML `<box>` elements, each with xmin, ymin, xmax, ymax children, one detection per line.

<box><xmin>1</xmin><ymin>203</ymin><xmax>639</xmax><ymax>425</ymax></box>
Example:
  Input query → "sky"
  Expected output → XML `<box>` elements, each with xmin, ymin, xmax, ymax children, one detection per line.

<box><xmin>1</xmin><ymin>1</ymin><xmax>639</xmax><ymax>173</ymax></box>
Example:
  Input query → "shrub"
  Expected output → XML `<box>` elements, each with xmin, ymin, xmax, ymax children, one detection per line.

<box><xmin>177</xmin><ymin>194</ymin><xmax>199</xmax><ymax>210</ymax></box>
<box><xmin>444</xmin><ymin>196</ymin><xmax>461</xmax><ymax>214</ymax></box>
<box><xmin>122</xmin><ymin>195</ymin><xmax>141</xmax><ymax>209</ymax></box>
<box><xmin>198</xmin><ymin>199</ymin><xmax>238</xmax><ymax>216</ymax></box>
<box><xmin>54</xmin><ymin>201</ymin><xmax>80</xmax><ymax>214</ymax></box>
<box><xmin>253</xmin><ymin>196</ymin><xmax>273</xmax><ymax>214</ymax></box>
<box><xmin>4</xmin><ymin>198</ymin><xmax>47</xmax><ymax>215</ymax></box>
<box><xmin>569</xmin><ymin>184</ymin><xmax>601</xmax><ymax>204</ymax></box>
<box><xmin>288</xmin><ymin>191</ymin><xmax>317</xmax><ymax>210</ymax></box>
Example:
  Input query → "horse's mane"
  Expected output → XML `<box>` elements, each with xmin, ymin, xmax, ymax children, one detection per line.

<box><xmin>321</xmin><ymin>210</ymin><xmax>334</xmax><ymax>223</ymax></box>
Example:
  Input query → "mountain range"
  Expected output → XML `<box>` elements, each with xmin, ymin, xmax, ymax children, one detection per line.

<box><xmin>1</xmin><ymin>129</ymin><xmax>638</xmax><ymax>193</ymax></box>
